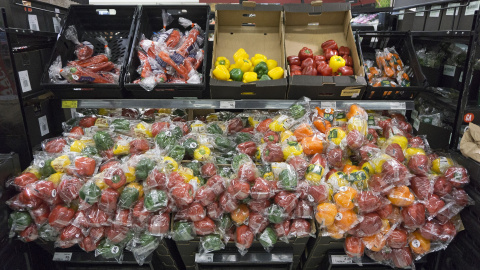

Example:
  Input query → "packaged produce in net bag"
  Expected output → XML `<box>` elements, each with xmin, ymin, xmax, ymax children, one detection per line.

<box><xmin>65</xmin><ymin>25</ymin><xmax>94</xmax><ymax>60</ymax></box>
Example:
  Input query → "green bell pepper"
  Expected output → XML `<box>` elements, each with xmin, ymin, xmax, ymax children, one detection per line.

<box><xmin>229</xmin><ymin>68</ymin><xmax>244</xmax><ymax>82</ymax></box>
<box><xmin>267</xmin><ymin>205</ymin><xmax>285</xmax><ymax>224</ymax></box>
<box><xmin>259</xmin><ymin>74</ymin><xmax>272</xmax><ymax>81</ymax></box>
<box><xmin>184</xmin><ymin>161</ymin><xmax>201</xmax><ymax>177</ymax></box>
<box><xmin>257</xmin><ymin>165</ymin><xmax>272</xmax><ymax>177</ymax></box>
<box><xmin>93</xmin><ymin>131</ymin><xmax>114</xmax><ymax>151</ymax></box>
<box><xmin>235</xmin><ymin>132</ymin><xmax>252</xmax><ymax>144</ymax></box>
<box><xmin>38</xmin><ymin>224</ymin><xmax>58</xmax><ymax>241</ymax></box>
<box><xmin>138</xmin><ymin>232</ymin><xmax>156</xmax><ymax>246</ymax></box>
<box><xmin>218</xmin><ymin>111</ymin><xmax>236</xmax><ymax>121</ymax></box>
<box><xmin>40</xmin><ymin>159</ymin><xmax>56</xmax><ymax>177</ymax></box>
<box><xmin>96</xmin><ymin>239</ymin><xmax>122</xmax><ymax>259</ymax></box>
<box><xmin>202</xmin><ymin>234</ymin><xmax>224</xmax><ymax>252</ymax></box>
<box><xmin>144</xmin><ymin>189</ymin><xmax>168</xmax><ymax>212</ymax></box>
<box><xmin>207</xmin><ymin>123</ymin><xmax>223</xmax><ymax>135</ymax></box>
<box><xmin>232</xmin><ymin>153</ymin><xmax>250</xmax><ymax>171</ymax></box>
<box><xmin>279</xmin><ymin>169</ymin><xmax>297</xmax><ymax>191</ymax></box>
<box><xmin>8</xmin><ymin>211</ymin><xmax>32</xmax><ymax>231</ymax></box>
<box><xmin>155</xmin><ymin>131</ymin><xmax>176</xmax><ymax>150</ymax></box>
<box><xmin>254</xmin><ymin>62</ymin><xmax>268</xmax><ymax>78</ymax></box>
<box><xmin>259</xmin><ymin>227</ymin><xmax>277</xmax><ymax>250</ymax></box>
<box><xmin>214</xmin><ymin>136</ymin><xmax>236</xmax><ymax>153</ymax></box>
<box><xmin>183</xmin><ymin>138</ymin><xmax>199</xmax><ymax>157</ymax></box>
<box><xmin>111</xmin><ymin>119</ymin><xmax>130</xmax><ymax>132</ymax></box>
<box><xmin>172</xmin><ymin>109</ymin><xmax>187</xmax><ymax>118</ymax></box>
<box><xmin>79</xmin><ymin>181</ymin><xmax>102</xmax><ymax>204</ymax></box>
<box><xmin>81</xmin><ymin>146</ymin><xmax>99</xmax><ymax>157</ymax></box>
<box><xmin>172</xmin><ymin>222</ymin><xmax>194</xmax><ymax>241</ymax></box>
<box><xmin>289</xmin><ymin>104</ymin><xmax>306</xmax><ymax>120</ymax></box>
<box><xmin>171</xmin><ymin>126</ymin><xmax>183</xmax><ymax>139</ymax></box>
<box><xmin>118</xmin><ymin>185</ymin><xmax>141</xmax><ymax>209</ymax></box>
<box><xmin>168</xmin><ymin>145</ymin><xmax>186</xmax><ymax>162</ymax></box>
<box><xmin>135</xmin><ymin>158</ymin><xmax>156</xmax><ymax>180</ymax></box>
<box><xmin>217</xmin><ymin>214</ymin><xmax>233</xmax><ymax>233</ymax></box>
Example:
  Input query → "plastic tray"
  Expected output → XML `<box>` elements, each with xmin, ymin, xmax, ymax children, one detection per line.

<box><xmin>124</xmin><ymin>5</ymin><xmax>210</xmax><ymax>99</ymax></box>
<box><xmin>40</xmin><ymin>5</ymin><xmax>139</xmax><ymax>99</ymax></box>
<box><xmin>357</xmin><ymin>31</ymin><xmax>427</xmax><ymax>100</ymax></box>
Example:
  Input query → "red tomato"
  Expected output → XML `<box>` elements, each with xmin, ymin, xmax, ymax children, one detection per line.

<box><xmin>75</xmin><ymin>157</ymin><xmax>96</xmax><ymax>176</ymax></box>
<box><xmin>14</xmin><ymin>172</ymin><xmax>38</xmax><ymax>189</ymax></box>
<box><xmin>79</xmin><ymin>116</ymin><xmax>97</xmax><ymax>128</ymax></box>
<box><xmin>44</xmin><ymin>138</ymin><xmax>67</xmax><ymax>153</ymax></box>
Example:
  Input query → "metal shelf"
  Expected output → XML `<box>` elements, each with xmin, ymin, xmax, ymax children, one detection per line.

<box><xmin>6</xmin><ymin>27</ymin><xmax>59</xmax><ymax>38</ymax></box>
<box><xmin>63</xmin><ymin>99</ymin><xmax>415</xmax><ymax>110</ymax></box>
<box><xmin>411</xmin><ymin>31</ymin><xmax>473</xmax><ymax>38</ymax></box>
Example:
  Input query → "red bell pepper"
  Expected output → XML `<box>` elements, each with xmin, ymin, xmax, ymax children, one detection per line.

<box><xmin>263</xmin><ymin>131</ymin><xmax>280</xmax><ymax>144</ymax></box>
<box><xmin>237</xmin><ymin>141</ymin><xmax>257</xmax><ymax>157</ymax></box>
<box><xmin>343</xmin><ymin>55</ymin><xmax>353</xmax><ymax>67</ymax></box>
<box><xmin>290</xmin><ymin>65</ymin><xmax>302</xmax><ymax>72</ymax></box>
<box><xmin>322</xmin><ymin>40</ymin><xmax>338</xmax><ymax>51</ymax></box>
<box><xmin>287</xmin><ymin>56</ymin><xmax>301</xmax><ymax>66</ymax></box>
<box><xmin>315</xmin><ymin>60</ymin><xmax>327</xmax><ymax>68</ymax></box>
<box><xmin>14</xmin><ymin>172</ymin><xmax>38</xmax><ymax>189</ymax></box>
<box><xmin>79</xmin><ymin>116</ymin><xmax>97</xmax><ymax>128</ymax></box>
<box><xmin>75</xmin><ymin>157</ymin><xmax>96</xmax><ymax>177</ymax></box>
<box><xmin>291</xmin><ymin>70</ymin><xmax>302</xmax><ymax>76</ymax></box>
<box><xmin>298</xmin><ymin>47</ymin><xmax>313</xmax><ymax>61</ymax></box>
<box><xmin>48</xmin><ymin>205</ymin><xmax>75</xmax><ymax>229</ymax></box>
<box><xmin>317</xmin><ymin>62</ymin><xmax>333</xmax><ymax>76</ymax></box>
<box><xmin>314</xmin><ymin>55</ymin><xmax>326</xmax><ymax>62</ymax></box>
<box><xmin>45</xmin><ymin>138</ymin><xmax>67</xmax><ymax>153</ymax></box>
<box><xmin>104</xmin><ymin>168</ymin><xmax>127</xmax><ymax>190</ymax></box>
<box><xmin>338</xmin><ymin>66</ymin><xmax>354</xmax><ymax>76</ymax></box>
<box><xmin>301</xmin><ymin>58</ymin><xmax>316</xmax><ymax>70</ymax></box>
<box><xmin>324</xmin><ymin>49</ymin><xmax>338</xmax><ymax>61</ymax></box>
<box><xmin>69</xmin><ymin>126</ymin><xmax>84</xmax><ymax>140</ymax></box>
<box><xmin>302</xmin><ymin>66</ymin><xmax>317</xmax><ymax>76</ymax></box>
<box><xmin>256</xmin><ymin>119</ymin><xmax>272</xmax><ymax>133</ymax></box>
<box><xmin>339</xmin><ymin>46</ymin><xmax>350</xmax><ymax>56</ymax></box>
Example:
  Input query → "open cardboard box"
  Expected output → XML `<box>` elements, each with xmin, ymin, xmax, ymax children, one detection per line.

<box><xmin>284</xmin><ymin>3</ymin><xmax>366</xmax><ymax>100</ymax></box>
<box><xmin>210</xmin><ymin>1</ymin><xmax>288</xmax><ymax>99</ymax></box>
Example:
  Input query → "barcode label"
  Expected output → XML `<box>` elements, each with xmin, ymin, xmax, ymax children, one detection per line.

<box><xmin>415</xmin><ymin>7</ymin><xmax>425</xmax><ymax>17</ymax></box>
<box><xmin>38</xmin><ymin>116</ymin><xmax>49</xmax><ymax>136</ymax></box>
<box><xmin>18</xmin><ymin>71</ymin><xmax>32</xmax><ymax>92</ymax></box>
<box><xmin>53</xmin><ymin>252</ymin><xmax>72</xmax><ymax>261</ymax></box>
<box><xmin>321</xmin><ymin>101</ymin><xmax>336</xmax><ymax>109</ymax></box>
<box><xmin>220</xmin><ymin>101</ymin><xmax>235</xmax><ymax>109</ymax></box>
<box><xmin>413</xmin><ymin>117</ymin><xmax>421</xmax><ymax>131</ymax></box>
<box><xmin>429</xmin><ymin>5</ymin><xmax>441</xmax><ymax>17</ymax></box>
<box><xmin>330</xmin><ymin>255</ymin><xmax>353</xmax><ymax>264</ymax></box>
<box><xmin>443</xmin><ymin>65</ymin><xmax>456</xmax><ymax>76</ymax></box>
<box><xmin>28</xmin><ymin>14</ymin><xmax>39</xmax><ymax>31</ymax></box>
<box><xmin>398</xmin><ymin>10</ymin><xmax>405</xmax><ymax>20</ymax></box>
<box><xmin>53</xmin><ymin>17</ymin><xmax>61</xmax><ymax>33</ymax></box>
<box><xmin>195</xmin><ymin>253</ymin><xmax>213</xmax><ymax>263</ymax></box>
<box><xmin>465</xmin><ymin>1</ymin><xmax>480</xmax><ymax>16</ymax></box>
<box><xmin>446</xmin><ymin>3</ymin><xmax>461</xmax><ymax>16</ymax></box>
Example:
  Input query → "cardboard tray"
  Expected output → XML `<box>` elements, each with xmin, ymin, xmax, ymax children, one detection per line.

<box><xmin>284</xmin><ymin>3</ymin><xmax>366</xmax><ymax>100</ymax></box>
<box><xmin>210</xmin><ymin>2</ymin><xmax>288</xmax><ymax>99</ymax></box>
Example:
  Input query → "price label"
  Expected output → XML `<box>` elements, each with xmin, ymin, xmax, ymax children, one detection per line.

<box><xmin>415</xmin><ymin>7</ymin><xmax>425</xmax><ymax>17</ymax></box>
<box><xmin>55</xmin><ymin>8</ymin><xmax>60</xmax><ymax>14</ymax></box>
<box><xmin>53</xmin><ymin>252</ymin><xmax>72</xmax><ymax>261</ymax></box>
<box><xmin>28</xmin><ymin>14</ymin><xmax>39</xmax><ymax>31</ymax></box>
<box><xmin>18</xmin><ymin>70</ymin><xmax>32</xmax><ymax>93</ymax></box>
<box><xmin>398</xmin><ymin>10</ymin><xmax>405</xmax><ymax>20</ymax></box>
<box><xmin>38</xmin><ymin>116</ymin><xmax>49</xmax><ymax>136</ymax></box>
<box><xmin>390</xmin><ymin>102</ymin><xmax>406</xmax><ymax>110</ymax></box>
<box><xmin>413</xmin><ymin>117</ymin><xmax>421</xmax><ymax>131</ymax></box>
<box><xmin>321</xmin><ymin>101</ymin><xmax>336</xmax><ymax>109</ymax></box>
<box><xmin>331</xmin><ymin>255</ymin><xmax>353</xmax><ymax>264</ymax></box>
<box><xmin>195</xmin><ymin>253</ymin><xmax>213</xmax><ymax>263</ymax></box>
<box><xmin>220</xmin><ymin>101</ymin><xmax>235</xmax><ymax>109</ymax></box>
<box><xmin>459</xmin><ymin>71</ymin><xmax>463</xmax><ymax>82</ymax></box>
<box><xmin>446</xmin><ymin>3</ymin><xmax>461</xmax><ymax>16</ymax></box>
<box><xmin>52</xmin><ymin>17</ymin><xmax>61</xmax><ymax>33</ymax></box>
<box><xmin>465</xmin><ymin>1</ymin><xmax>480</xmax><ymax>16</ymax></box>
<box><xmin>443</xmin><ymin>65</ymin><xmax>456</xmax><ymax>77</ymax></box>
<box><xmin>62</xmin><ymin>100</ymin><xmax>78</xmax><ymax>108</ymax></box>
<box><xmin>411</xmin><ymin>109</ymin><xmax>419</xmax><ymax>119</ymax></box>
<box><xmin>429</xmin><ymin>5</ymin><xmax>441</xmax><ymax>17</ymax></box>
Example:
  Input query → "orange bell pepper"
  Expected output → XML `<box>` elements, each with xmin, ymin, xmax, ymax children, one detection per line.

<box><xmin>316</xmin><ymin>202</ymin><xmax>337</xmax><ymax>227</ymax></box>
<box><xmin>343</xmin><ymin>164</ymin><xmax>359</xmax><ymax>174</ymax></box>
<box><xmin>313</xmin><ymin>119</ymin><xmax>332</xmax><ymax>134</ymax></box>
<box><xmin>346</xmin><ymin>104</ymin><xmax>367</xmax><ymax>120</ymax></box>
<box><xmin>334</xmin><ymin>209</ymin><xmax>357</xmax><ymax>231</ymax></box>
<box><xmin>293</xmin><ymin>123</ymin><xmax>314</xmax><ymax>142</ymax></box>
<box><xmin>334</xmin><ymin>186</ymin><xmax>357</xmax><ymax>210</ymax></box>
<box><xmin>231</xmin><ymin>204</ymin><xmax>250</xmax><ymax>225</ymax></box>
<box><xmin>301</xmin><ymin>136</ymin><xmax>324</xmax><ymax>155</ymax></box>
<box><xmin>363</xmin><ymin>233</ymin><xmax>386</xmax><ymax>252</ymax></box>
<box><xmin>409</xmin><ymin>230</ymin><xmax>431</xmax><ymax>254</ymax></box>
<box><xmin>388</xmin><ymin>185</ymin><xmax>415</xmax><ymax>207</ymax></box>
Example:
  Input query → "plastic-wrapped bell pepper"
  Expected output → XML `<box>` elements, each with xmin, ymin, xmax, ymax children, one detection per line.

<box><xmin>144</xmin><ymin>189</ymin><xmax>168</xmax><ymax>212</ymax></box>
<box><xmin>183</xmin><ymin>138</ymin><xmax>199</xmax><ymax>157</ymax></box>
<box><xmin>8</xmin><ymin>211</ymin><xmax>32</xmax><ymax>232</ymax></box>
<box><xmin>168</xmin><ymin>145</ymin><xmax>186</xmax><ymax>161</ymax></box>
<box><xmin>215</xmin><ymin>136</ymin><xmax>236</xmax><ymax>153</ymax></box>
<box><xmin>51</xmin><ymin>155</ymin><xmax>71</xmax><ymax>172</ymax></box>
<box><xmin>113</xmin><ymin>141</ymin><xmax>130</xmax><ymax>156</ymax></box>
<box><xmin>243</xmin><ymin>72</ymin><xmax>258</xmax><ymax>83</ymax></box>
<box><xmin>213</xmin><ymin>65</ymin><xmax>230</xmax><ymax>81</ymax></box>
<box><xmin>194</xmin><ymin>145</ymin><xmax>211</xmax><ymax>161</ymax></box>
<box><xmin>329</xmin><ymin>55</ymin><xmax>346</xmax><ymax>73</ymax></box>
<box><xmin>259</xmin><ymin>227</ymin><xmax>277</xmax><ymax>250</ymax></box>
<box><xmin>93</xmin><ymin>131</ymin><xmax>114</xmax><ymax>151</ymax></box>
<box><xmin>305</xmin><ymin>164</ymin><xmax>325</xmax><ymax>184</ymax></box>
<box><xmin>118</xmin><ymin>182</ymin><xmax>143</xmax><ymax>209</ymax></box>
<box><xmin>254</xmin><ymin>62</ymin><xmax>268</xmax><ymax>78</ymax></box>
<box><xmin>111</xmin><ymin>119</ymin><xmax>130</xmax><ymax>132</ymax></box>
<box><xmin>215</xmin><ymin>57</ymin><xmax>230</xmax><ymax>69</ymax></box>
<box><xmin>207</xmin><ymin>123</ymin><xmax>223</xmax><ymax>135</ymax></box>
<box><xmin>268</xmin><ymin>67</ymin><xmax>284</xmax><ymax>80</ymax></box>
<box><xmin>229</xmin><ymin>68</ymin><xmax>244</xmax><ymax>82</ymax></box>
<box><xmin>266</xmin><ymin>59</ymin><xmax>277</xmax><ymax>71</ymax></box>
<box><xmin>279</xmin><ymin>168</ymin><xmax>298</xmax><ymax>191</ymax></box>
<box><xmin>237</xmin><ymin>141</ymin><xmax>257</xmax><ymax>157</ymax></box>
<box><xmin>251</xmin><ymin>54</ymin><xmax>267</xmax><ymax>66</ymax></box>
<box><xmin>322</xmin><ymin>40</ymin><xmax>338</xmax><ymax>51</ymax></box>
<box><xmin>172</xmin><ymin>221</ymin><xmax>194</xmax><ymax>241</ymax></box>
<box><xmin>40</xmin><ymin>159</ymin><xmax>56</xmax><ymax>177</ymax></box>
<box><xmin>338</xmin><ymin>66</ymin><xmax>354</xmax><ymax>76</ymax></box>
<box><xmin>135</xmin><ymin>158</ymin><xmax>156</xmax><ymax>180</ymax></box>
<box><xmin>233</xmin><ymin>48</ymin><xmax>249</xmax><ymax>63</ymax></box>
<box><xmin>79</xmin><ymin>181</ymin><xmax>102</xmax><ymax>204</ymax></box>
<box><xmin>290</xmin><ymin>104</ymin><xmax>306</xmax><ymax>119</ymax></box>
<box><xmin>283</xmin><ymin>141</ymin><xmax>303</xmax><ymax>160</ymax></box>
<box><xmin>163</xmin><ymin>157</ymin><xmax>178</xmax><ymax>172</ymax></box>
<box><xmin>237</xmin><ymin>59</ymin><xmax>253</xmax><ymax>73</ymax></box>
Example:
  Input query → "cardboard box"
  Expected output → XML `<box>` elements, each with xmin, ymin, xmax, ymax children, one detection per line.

<box><xmin>284</xmin><ymin>3</ymin><xmax>366</xmax><ymax>100</ymax></box>
<box><xmin>210</xmin><ymin>2</ymin><xmax>287</xmax><ymax>99</ymax></box>
<box><xmin>457</xmin><ymin>0</ymin><xmax>480</xmax><ymax>30</ymax></box>
<box><xmin>440</xmin><ymin>2</ymin><xmax>461</xmax><ymax>30</ymax></box>
<box><xmin>424</xmin><ymin>4</ymin><xmax>443</xmax><ymax>31</ymax></box>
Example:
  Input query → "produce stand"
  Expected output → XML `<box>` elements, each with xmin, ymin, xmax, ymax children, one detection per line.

<box><xmin>2</xmin><ymin>1</ymin><xmax>480</xmax><ymax>270</ymax></box>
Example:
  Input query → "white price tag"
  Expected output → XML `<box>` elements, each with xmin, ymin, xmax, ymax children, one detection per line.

<box><xmin>219</xmin><ymin>101</ymin><xmax>235</xmax><ymax>109</ymax></box>
<box><xmin>413</xmin><ymin>117</ymin><xmax>421</xmax><ymax>131</ymax></box>
<box><xmin>18</xmin><ymin>70</ymin><xmax>32</xmax><ymax>93</ymax></box>
<box><xmin>446</xmin><ymin>3</ymin><xmax>461</xmax><ymax>16</ymax></box>
<box><xmin>429</xmin><ymin>5</ymin><xmax>441</xmax><ymax>17</ymax></box>
<box><xmin>415</xmin><ymin>7</ymin><xmax>425</xmax><ymax>17</ymax></box>
<box><xmin>55</xmin><ymin>8</ymin><xmax>60</xmax><ymax>14</ymax></box>
<box><xmin>28</xmin><ymin>14</ymin><xmax>39</xmax><ymax>31</ymax></box>
<box><xmin>459</xmin><ymin>71</ymin><xmax>463</xmax><ymax>82</ymax></box>
<box><xmin>443</xmin><ymin>65</ymin><xmax>456</xmax><ymax>77</ymax></box>
<box><xmin>390</xmin><ymin>102</ymin><xmax>406</xmax><ymax>110</ymax></box>
<box><xmin>52</xmin><ymin>17</ymin><xmax>61</xmax><ymax>33</ymax></box>
<box><xmin>398</xmin><ymin>10</ymin><xmax>404</xmax><ymax>20</ymax></box>
<box><xmin>411</xmin><ymin>109</ymin><xmax>419</xmax><ymax>119</ymax></box>
<box><xmin>321</xmin><ymin>101</ymin><xmax>336</xmax><ymax>109</ymax></box>
<box><xmin>195</xmin><ymin>253</ymin><xmax>213</xmax><ymax>263</ymax></box>
<box><xmin>465</xmin><ymin>1</ymin><xmax>480</xmax><ymax>16</ymax></box>
<box><xmin>38</xmin><ymin>115</ymin><xmax>49</xmax><ymax>136</ymax></box>
<box><xmin>331</xmin><ymin>255</ymin><xmax>353</xmax><ymax>264</ymax></box>
<box><xmin>53</xmin><ymin>252</ymin><xmax>72</xmax><ymax>261</ymax></box>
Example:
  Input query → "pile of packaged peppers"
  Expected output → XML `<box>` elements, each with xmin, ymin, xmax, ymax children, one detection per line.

<box><xmin>6</xmin><ymin>98</ymin><xmax>472</xmax><ymax>267</ymax></box>
<box><xmin>49</xmin><ymin>25</ymin><xmax>120</xmax><ymax>84</ymax></box>
<box><xmin>133</xmin><ymin>10</ymin><xmax>205</xmax><ymax>91</ymax></box>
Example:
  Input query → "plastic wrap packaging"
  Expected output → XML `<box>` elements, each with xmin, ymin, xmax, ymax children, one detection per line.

<box><xmin>200</xmin><ymin>234</ymin><xmax>225</xmax><ymax>253</ymax></box>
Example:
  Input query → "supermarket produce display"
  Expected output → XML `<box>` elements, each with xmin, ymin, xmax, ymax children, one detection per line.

<box><xmin>4</xmin><ymin>97</ymin><xmax>474</xmax><ymax>268</ymax></box>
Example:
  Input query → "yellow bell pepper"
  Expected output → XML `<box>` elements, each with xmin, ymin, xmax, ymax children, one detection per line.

<box><xmin>70</xmin><ymin>140</ymin><xmax>86</xmax><ymax>152</ymax></box>
<box><xmin>371</xmin><ymin>154</ymin><xmax>392</xmax><ymax>174</ymax></box>
<box><xmin>387</xmin><ymin>135</ymin><xmax>408</xmax><ymax>151</ymax></box>
<box><xmin>113</xmin><ymin>141</ymin><xmax>130</xmax><ymax>155</ymax></box>
<box><xmin>178</xmin><ymin>166</ymin><xmax>194</xmax><ymax>181</ymax></box>
<box><xmin>327</xmin><ymin>127</ymin><xmax>346</xmax><ymax>145</ymax></box>
<box><xmin>405</xmin><ymin>148</ymin><xmax>426</xmax><ymax>160</ymax></box>
<box><xmin>98</xmin><ymin>108</ymin><xmax>108</xmax><ymax>116</ymax></box>
<box><xmin>255</xmin><ymin>146</ymin><xmax>262</xmax><ymax>161</ymax></box>
<box><xmin>268</xmin><ymin>67</ymin><xmax>284</xmax><ymax>80</ymax></box>
<box><xmin>236</xmin><ymin>59</ymin><xmax>253</xmax><ymax>73</ymax></box>
<box><xmin>329</xmin><ymin>55</ymin><xmax>346</xmax><ymax>73</ymax></box>
<box><xmin>24</xmin><ymin>166</ymin><xmax>41</xmax><ymax>179</ymax></box>
<box><xmin>233</xmin><ymin>48</ymin><xmax>249</xmax><ymax>63</ymax></box>
<box><xmin>327</xmin><ymin>171</ymin><xmax>348</xmax><ymax>191</ymax></box>
<box><xmin>251</xmin><ymin>54</ymin><xmax>267</xmax><ymax>66</ymax></box>
<box><xmin>158</xmin><ymin>108</ymin><xmax>172</xmax><ymax>114</ymax></box>
<box><xmin>280</xmin><ymin>130</ymin><xmax>294</xmax><ymax>143</ymax></box>
<box><xmin>347</xmin><ymin>117</ymin><xmax>368</xmax><ymax>136</ymax></box>
<box><xmin>269</xmin><ymin>115</ymin><xmax>289</xmax><ymax>132</ymax></box>
<box><xmin>243</xmin><ymin>72</ymin><xmax>258</xmax><ymax>83</ymax></box>
<box><xmin>348</xmin><ymin>169</ymin><xmax>369</xmax><ymax>190</ymax></box>
<box><xmin>432</xmin><ymin>157</ymin><xmax>453</xmax><ymax>174</ymax></box>
<box><xmin>190</xmin><ymin>177</ymin><xmax>201</xmax><ymax>185</ymax></box>
<box><xmin>163</xmin><ymin>157</ymin><xmax>178</xmax><ymax>172</ymax></box>
<box><xmin>48</xmin><ymin>172</ymin><xmax>64</xmax><ymax>186</ymax></box>
<box><xmin>125</xmin><ymin>167</ymin><xmax>136</xmax><ymax>183</ymax></box>
<box><xmin>51</xmin><ymin>155</ymin><xmax>71</xmax><ymax>173</ymax></box>
<box><xmin>283</xmin><ymin>141</ymin><xmax>303</xmax><ymax>160</ymax></box>
<box><xmin>95</xmin><ymin>177</ymin><xmax>108</xmax><ymax>190</ymax></box>
<box><xmin>135</xmin><ymin>123</ymin><xmax>153</xmax><ymax>138</ymax></box>
<box><xmin>266</xmin><ymin>59</ymin><xmax>278</xmax><ymax>71</ymax></box>
<box><xmin>305</xmin><ymin>164</ymin><xmax>325</xmax><ymax>185</ymax></box>
<box><xmin>213</xmin><ymin>65</ymin><xmax>230</xmax><ymax>81</ymax></box>
<box><xmin>248</xmin><ymin>117</ymin><xmax>259</xmax><ymax>128</ymax></box>
<box><xmin>361</xmin><ymin>162</ymin><xmax>374</xmax><ymax>176</ymax></box>
<box><xmin>194</xmin><ymin>145</ymin><xmax>211</xmax><ymax>161</ymax></box>
<box><xmin>249</xmin><ymin>66</ymin><xmax>255</xmax><ymax>72</ymax></box>
<box><xmin>95</xmin><ymin>118</ymin><xmax>109</xmax><ymax>128</ymax></box>
<box><xmin>215</xmin><ymin>56</ymin><xmax>230</xmax><ymax>69</ymax></box>
<box><xmin>263</xmin><ymin>172</ymin><xmax>274</xmax><ymax>181</ymax></box>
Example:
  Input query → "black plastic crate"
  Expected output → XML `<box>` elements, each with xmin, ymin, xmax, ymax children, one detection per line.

<box><xmin>124</xmin><ymin>5</ymin><xmax>210</xmax><ymax>99</ymax></box>
<box><xmin>357</xmin><ymin>31</ymin><xmax>427</xmax><ymax>100</ymax></box>
<box><xmin>40</xmin><ymin>5</ymin><xmax>139</xmax><ymax>99</ymax></box>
